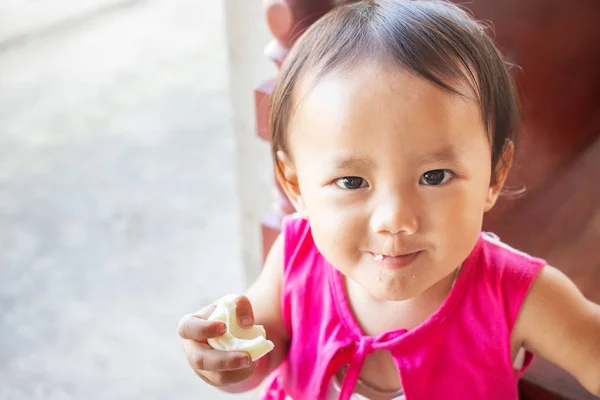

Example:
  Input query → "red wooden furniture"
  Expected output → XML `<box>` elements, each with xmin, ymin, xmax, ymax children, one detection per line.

<box><xmin>254</xmin><ymin>1</ymin><xmax>600</xmax><ymax>398</ymax></box>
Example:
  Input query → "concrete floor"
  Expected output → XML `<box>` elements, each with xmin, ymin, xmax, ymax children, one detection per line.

<box><xmin>0</xmin><ymin>0</ymin><xmax>258</xmax><ymax>399</ymax></box>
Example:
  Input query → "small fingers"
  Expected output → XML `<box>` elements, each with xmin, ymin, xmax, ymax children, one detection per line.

<box><xmin>200</xmin><ymin>364</ymin><xmax>257</xmax><ymax>387</ymax></box>
<box><xmin>178</xmin><ymin>314</ymin><xmax>226</xmax><ymax>340</ymax></box>
<box><xmin>183</xmin><ymin>340</ymin><xmax>252</xmax><ymax>372</ymax></box>
<box><xmin>234</xmin><ymin>296</ymin><xmax>255</xmax><ymax>327</ymax></box>
<box><xmin>192</xmin><ymin>303</ymin><xmax>218</xmax><ymax>319</ymax></box>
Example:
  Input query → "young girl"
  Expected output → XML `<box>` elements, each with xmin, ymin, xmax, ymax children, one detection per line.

<box><xmin>178</xmin><ymin>1</ymin><xmax>600</xmax><ymax>398</ymax></box>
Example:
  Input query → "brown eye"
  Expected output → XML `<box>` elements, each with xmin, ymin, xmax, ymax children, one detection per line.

<box><xmin>334</xmin><ymin>177</ymin><xmax>368</xmax><ymax>190</ymax></box>
<box><xmin>420</xmin><ymin>170</ymin><xmax>453</xmax><ymax>186</ymax></box>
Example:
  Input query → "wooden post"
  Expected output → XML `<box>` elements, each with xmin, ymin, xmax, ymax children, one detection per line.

<box><xmin>254</xmin><ymin>0</ymin><xmax>336</xmax><ymax>261</ymax></box>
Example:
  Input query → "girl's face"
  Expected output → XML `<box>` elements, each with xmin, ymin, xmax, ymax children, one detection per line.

<box><xmin>281</xmin><ymin>63</ymin><xmax>508</xmax><ymax>301</ymax></box>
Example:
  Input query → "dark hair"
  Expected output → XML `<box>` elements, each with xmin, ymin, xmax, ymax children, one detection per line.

<box><xmin>269</xmin><ymin>0</ymin><xmax>520</xmax><ymax>182</ymax></box>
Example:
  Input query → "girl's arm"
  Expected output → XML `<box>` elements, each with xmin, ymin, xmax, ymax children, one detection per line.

<box><xmin>513</xmin><ymin>265</ymin><xmax>600</xmax><ymax>396</ymax></box>
<box><xmin>220</xmin><ymin>234</ymin><xmax>290</xmax><ymax>393</ymax></box>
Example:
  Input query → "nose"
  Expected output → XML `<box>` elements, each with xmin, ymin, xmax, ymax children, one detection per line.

<box><xmin>370</xmin><ymin>192</ymin><xmax>419</xmax><ymax>235</ymax></box>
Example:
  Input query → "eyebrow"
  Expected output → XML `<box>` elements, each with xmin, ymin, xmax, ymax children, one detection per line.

<box><xmin>328</xmin><ymin>155</ymin><xmax>377</xmax><ymax>170</ymax></box>
<box><xmin>325</xmin><ymin>146</ymin><xmax>465</xmax><ymax>171</ymax></box>
<box><xmin>417</xmin><ymin>146</ymin><xmax>466</xmax><ymax>164</ymax></box>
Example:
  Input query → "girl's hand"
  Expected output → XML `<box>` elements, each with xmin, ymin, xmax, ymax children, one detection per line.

<box><xmin>178</xmin><ymin>296</ymin><xmax>258</xmax><ymax>387</ymax></box>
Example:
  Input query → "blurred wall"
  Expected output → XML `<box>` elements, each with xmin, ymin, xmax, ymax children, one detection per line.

<box><xmin>0</xmin><ymin>0</ymin><xmax>140</xmax><ymax>49</ymax></box>
<box><xmin>223</xmin><ymin>0</ymin><xmax>277</xmax><ymax>285</ymax></box>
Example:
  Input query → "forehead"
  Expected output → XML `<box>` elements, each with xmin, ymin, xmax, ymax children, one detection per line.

<box><xmin>288</xmin><ymin>63</ymin><xmax>488</xmax><ymax>162</ymax></box>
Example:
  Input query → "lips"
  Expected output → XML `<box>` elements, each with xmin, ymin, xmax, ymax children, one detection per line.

<box><xmin>370</xmin><ymin>251</ymin><xmax>421</xmax><ymax>269</ymax></box>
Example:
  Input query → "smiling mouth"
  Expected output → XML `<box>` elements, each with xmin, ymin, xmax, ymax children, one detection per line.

<box><xmin>370</xmin><ymin>251</ymin><xmax>421</xmax><ymax>269</ymax></box>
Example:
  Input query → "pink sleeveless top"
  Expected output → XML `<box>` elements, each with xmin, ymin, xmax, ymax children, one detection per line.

<box><xmin>260</xmin><ymin>215</ymin><xmax>546</xmax><ymax>400</ymax></box>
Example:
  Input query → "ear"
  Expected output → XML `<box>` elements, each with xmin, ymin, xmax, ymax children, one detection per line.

<box><xmin>275</xmin><ymin>151</ymin><xmax>307</xmax><ymax>217</ymax></box>
<box><xmin>484</xmin><ymin>141</ymin><xmax>515</xmax><ymax>213</ymax></box>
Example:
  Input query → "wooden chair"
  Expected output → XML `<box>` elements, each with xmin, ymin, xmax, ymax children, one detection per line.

<box><xmin>254</xmin><ymin>1</ymin><xmax>600</xmax><ymax>398</ymax></box>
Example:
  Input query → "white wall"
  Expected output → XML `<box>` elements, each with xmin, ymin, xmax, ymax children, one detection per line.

<box><xmin>0</xmin><ymin>0</ymin><xmax>140</xmax><ymax>48</ymax></box>
<box><xmin>223</xmin><ymin>0</ymin><xmax>277</xmax><ymax>285</ymax></box>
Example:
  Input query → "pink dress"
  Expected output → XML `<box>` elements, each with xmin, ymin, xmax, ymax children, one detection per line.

<box><xmin>260</xmin><ymin>215</ymin><xmax>546</xmax><ymax>400</ymax></box>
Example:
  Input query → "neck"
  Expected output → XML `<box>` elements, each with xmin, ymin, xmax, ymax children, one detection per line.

<box><xmin>345</xmin><ymin>267</ymin><xmax>460</xmax><ymax>336</ymax></box>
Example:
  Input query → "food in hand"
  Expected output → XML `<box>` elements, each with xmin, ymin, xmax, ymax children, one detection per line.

<box><xmin>207</xmin><ymin>294</ymin><xmax>274</xmax><ymax>361</ymax></box>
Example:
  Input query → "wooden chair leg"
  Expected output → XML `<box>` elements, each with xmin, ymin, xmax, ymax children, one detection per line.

<box><xmin>519</xmin><ymin>379</ymin><xmax>570</xmax><ymax>400</ymax></box>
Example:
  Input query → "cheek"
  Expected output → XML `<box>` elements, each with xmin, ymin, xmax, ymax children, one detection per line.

<box><xmin>305</xmin><ymin>185</ymin><xmax>364</xmax><ymax>231</ymax></box>
<box><xmin>422</xmin><ymin>184</ymin><xmax>487</xmax><ymax>240</ymax></box>
<box><xmin>307</xmin><ymin>197</ymin><xmax>366</xmax><ymax>266</ymax></box>
<box><xmin>310</xmin><ymin>208</ymin><xmax>364</xmax><ymax>249</ymax></box>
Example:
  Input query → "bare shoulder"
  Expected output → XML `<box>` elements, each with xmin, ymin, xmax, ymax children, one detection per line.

<box><xmin>245</xmin><ymin>234</ymin><xmax>290</xmax><ymax>369</ymax></box>
<box><xmin>513</xmin><ymin>265</ymin><xmax>600</xmax><ymax>395</ymax></box>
